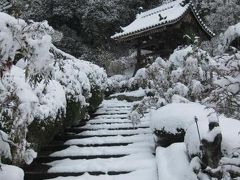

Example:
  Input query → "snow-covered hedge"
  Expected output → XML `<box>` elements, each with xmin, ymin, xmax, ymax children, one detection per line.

<box><xmin>0</xmin><ymin>12</ymin><xmax>107</xmax><ymax>166</ymax></box>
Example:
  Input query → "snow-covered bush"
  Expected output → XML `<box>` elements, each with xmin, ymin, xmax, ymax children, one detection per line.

<box><xmin>0</xmin><ymin>12</ymin><xmax>66</xmax><ymax>165</ymax></box>
<box><xmin>150</xmin><ymin>103</ymin><xmax>213</xmax><ymax>147</ymax></box>
<box><xmin>168</xmin><ymin>45</ymin><xmax>215</xmax><ymax>101</ymax></box>
<box><xmin>51</xmin><ymin>46</ymin><xmax>107</xmax><ymax>114</ymax></box>
<box><xmin>127</xmin><ymin>44</ymin><xmax>216</xmax><ymax>126</ymax></box>
<box><xmin>108</xmin><ymin>54</ymin><xmax>136</xmax><ymax>76</ymax></box>
<box><xmin>0</xmin><ymin>12</ymin><xmax>107</xmax><ymax>166</ymax></box>
<box><xmin>106</xmin><ymin>74</ymin><xmax>129</xmax><ymax>94</ymax></box>
<box><xmin>202</xmin><ymin>22</ymin><xmax>240</xmax><ymax>56</ymax></box>
<box><xmin>206</xmin><ymin>52</ymin><xmax>240</xmax><ymax>119</ymax></box>
<box><xmin>128</xmin><ymin>57</ymin><xmax>170</xmax><ymax>92</ymax></box>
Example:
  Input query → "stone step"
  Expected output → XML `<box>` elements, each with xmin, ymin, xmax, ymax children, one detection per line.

<box><xmin>81</xmin><ymin>123</ymin><xmax>149</xmax><ymax>130</ymax></box>
<box><xmin>91</xmin><ymin>114</ymin><xmax>128</xmax><ymax>118</ymax></box>
<box><xmin>25</xmin><ymin>170</ymin><xmax>130</xmax><ymax>180</ymax></box>
<box><xmin>54</xmin><ymin>133</ymin><xmax>149</xmax><ymax>141</ymax></box>
<box><xmin>65</xmin><ymin>127</ymin><xmax>149</xmax><ymax>133</ymax></box>
<box><xmin>87</xmin><ymin>118</ymin><xmax>132</xmax><ymax>124</ymax></box>
<box><xmin>34</xmin><ymin>154</ymin><xmax>128</xmax><ymax>163</ymax></box>
<box><xmin>94</xmin><ymin>116</ymin><xmax>128</xmax><ymax>119</ymax></box>
<box><xmin>42</xmin><ymin>142</ymin><xmax>133</xmax><ymax>152</ymax></box>
<box><xmin>78</xmin><ymin>128</ymin><xmax>151</xmax><ymax>137</ymax></box>
<box><xmin>73</xmin><ymin>121</ymin><xmax>133</xmax><ymax>127</ymax></box>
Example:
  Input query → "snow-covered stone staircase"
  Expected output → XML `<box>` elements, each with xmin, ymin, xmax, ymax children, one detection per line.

<box><xmin>24</xmin><ymin>99</ymin><xmax>157</xmax><ymax>180</ymax></box>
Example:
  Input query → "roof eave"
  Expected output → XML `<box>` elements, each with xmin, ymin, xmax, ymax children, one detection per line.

<box><xmin>113</xmin><ymin>6</ymin><xmax>192</xmax><ymax>42</ymax></box>
<box><xmin>189</xmin><ymin>4</ymin><xmax>215</xmax><ymax>38</ymax></box>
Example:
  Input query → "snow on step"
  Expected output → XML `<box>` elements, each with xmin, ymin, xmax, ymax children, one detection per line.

<box><xmin>64</xmin><ymin>134</ymin><xmax>154</xmax><ymax>146</ymax></box>
<box><xmin>80</xmin><ymin>121</ymin><xmax>149</xmax><ymax>130</ymax></box>
<box><xmin>31</xmin><ymin>99</ymin><xmax>158</xmax><ymax>180</ymax></box>
<box><xmin>47</xmin><ymin>153</ymin><xmax>156</xmax><ymax>173</ymax></box>
<box><xmin>78</xmin><ymin>128</ymin><xmax>151</xmax><ymax>136</ymax></box>
<box><xmin>88</xmin><ymin>118</ymin><xmax>132</xmax><ymax>124</ymax></box>
<box><xmin>50</xmin><ymin>142</ymin><xmax>154</xmax><ymax>157</ymax></box>
<box><xmin>46</xmin><ymin>169</ymin><xmax>158</xmax><ymax>180</ymax></box>
<box><xmin>95</xmin><ymin>109</ymin><xmax>130</xmax><ymax>114</ymax></box>
<box><xmin>96</xmin><ymin>107</ymin><xmax>131</xmax><ymax>112</ymax></box>
<box><xmin>93</xmin><ymin>114</ymin><xmax>128</xmax><ymax>119</ymax></box>
<box><xmin>100</xmin><ymin>99</ymin><xmax>133</xmax><ymax>107</ymax></box>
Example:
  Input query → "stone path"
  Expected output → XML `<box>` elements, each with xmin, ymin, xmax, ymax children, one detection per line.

<box><xmin>24</xmin><ymin>99</ymin><xmax>157</xmax><ymax>180</ymax></box>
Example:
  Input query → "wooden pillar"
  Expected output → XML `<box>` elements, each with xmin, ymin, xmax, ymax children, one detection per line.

<box><xmin>133</xmin><ymin>41</ymin><xmax>142</xmax><ymax>76</ymax></box>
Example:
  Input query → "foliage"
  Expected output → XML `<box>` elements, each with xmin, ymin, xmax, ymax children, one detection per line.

<box><xmin>0</xmin><ymin>12</ymin><xmax>107</xmax><ymax>165</ymax></box>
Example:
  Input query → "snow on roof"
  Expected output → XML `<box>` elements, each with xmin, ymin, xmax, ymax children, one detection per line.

<box><xmin>112</xmin><ymin>0</ymin><xmax>215</xmax><ymax>41</ymax></box>
<box><xmin>0</xmin><ymin>0</ymin><xmax>12</xmax><ymax>12</ymax></box>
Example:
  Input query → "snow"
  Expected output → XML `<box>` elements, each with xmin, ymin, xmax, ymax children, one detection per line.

<box><xmin>185</xmin><ymin>115</ymin><xmax>240</xmax><ymax>157</ymax></box>
<box><xmin>93</xmin><ymin>114</ymin><xmax>128</xmax><ymax>119</ymax></box>
<box><xmin>79</xmin><ymin>121</ymin><xmax>149</xmax><ymax>130</ymax></box>
<box><xmin>112</xmin><ymin>0</ymin><xmax>190</xmax><ymax>39</ymax></box>
<box><xmin>150</xmin><ymin>103</ymin><xmax>214</xmax><ymax>134</ymax></box>
<box><xmin>46</xmin><ymin>99</ymin><xmax>157</xmax><ymax>179</ymax></box>
<box><xmin>156</xmin><ymin>143</ymin><xmax>197</xmax><ymax>180</ymax></box>
<box><xmin>47</xmin><ymin>153</ymin><xmax>156</xmax><ymax>173</ymax></box>
<box><xmin>53</xmin><ymin>59</ymin><xmax>91</xmax><ymax>104</ymax></box>
<box><xmin>78</xmin><ymin>128</ymin><xmax>151</xmax><ymax>136</ymax></box>
<box><xmin>50</xmin><ymin>142</ymin><xmax>154</xmax><ymax>157</ymax></box>
<box><xmin>87</xmin><ymin>118</ymin><xmax>132</xmax><ymax>124</ymax></box>
<box><xmin>45</xmin><ymin>169</ymin><xmax>157</xmax><ymax>180</ymax></box>
<box><xmin>23</xmin><ymin>149</ymin><xmax>37</xmax><ymax>165</ymax></box>
<box><xmin>99</xmin><ymin>99</ymin><xmax>132</xmax><ymax>108</ymax></box>
<box><xmin>169</xmin><ymin>46</ymin><xmax>192</xmax><ymax>68</ymax></box>
<box><xmin>34</xmin><ymin>80</ymin><xmax>66</xmax><ymax>120</ymax></box>
<box><xmin>219</xmin><ymin>116</ymin><xmax>240</xmax><ymax>155</ymax></box>
<box><xmin>110</xmin><ymin>88</ymin><xmax>147</xmax><ymax>98</ymax></box>
<box><xmin>222</xmin><ymin>22</ymin><xmax>240</xmax><ymax>48</ymax></box>
<box><xmin>0</xmin><ymin>130</ymin><xmax>12</xmax><ymax>160</ymax></box>
<box><xmin>94</xmin><ymin>109</ymin><xmax>130</xmax><ymax>114</ymax></box>
<box><xmin>0</xmin><ymin>12</ymin><xmax>108</xmax><ymax>166</ymax></box>
<box><xmin>2</xmin><ymin>66</ymin><xmax>67</xmax><ymax>122</ymax></box>
<box><xmin>0</xmin><ymin>164</ymin><xmax>24</xmax><ymax>180</ymax></box>
<box><xmin>65</xmin><ymin>134</ymin><xmax>154</xmax><ymax>146</ymax></box>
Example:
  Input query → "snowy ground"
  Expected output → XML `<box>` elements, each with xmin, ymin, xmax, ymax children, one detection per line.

<box><xmin>0</xmin><ymin>164</ymin><xmax>24</xmax><ymax>180</ymax></box>
<box><xmin>109</xmin><ymin>88</ymin><xmax>147</xmax><ymax>98</ymax></box>
<box><xmin>45</xmin><ymin>99</ymin><xmax>158</xmax><ymax>180</ymax></box>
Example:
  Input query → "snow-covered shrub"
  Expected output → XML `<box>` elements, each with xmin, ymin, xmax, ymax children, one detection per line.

<box><xmin>53</xmin><ymin>59</ymin><xmax>91</xmax><ymax>105</ymax></box>
<box><xmin>0</xmin><ymin>65</ymin><xmax>66</xmax><ymax>164</ymax></box>
<box><xmin>0</xmin><ymin>130</ymin><xmax>12</xmax><ymax>162</ymax></box>
<box><xmin>206</xmin><ymin>52</ymin><xmax>240</xmax><ymax>119</ymax></box>
<box><xmin>0</xmin><ymin>12</ymin><xmax>54</xmax><ymax>81</ymax></box>
<box><xmin>150</xmin><ymin>103</ymin><xmax>213</xmax><ymax>147</ymax></box>
<box><xmin>0</xmin><ymin>12</ymin><xmax>107</xmax><ymax>165</ymax></box>
<box><xmin>51</xmin><ymin>46</ymin><xmax>108</xmax><ymax>113</ymax></box>
<box><xmin>108</xmin><ymin>54</ymin><xmax>136</xmax><ymax>76</ymax></box>
<box><xmin>106</xmin><ymin>75</ymin><xmax>129</xmax><ymax>95</ymax></box>
<box><xmin>202</xmin><ymin>22</ymin><xmax>240</xmax><ymax>55</ymax></box>
<box><xmin>127</xmin><ymin>57</ymin><xmax>170</xmax><ymax>93</ymax></box>
<box><xmin>0</xmin><ymin>12</ymin><xmax>65</xmax><ymax>164</ymax></box>
<box><xmin>127</xmin><ymin>44</ymin><xmax>215</xmax><ymax>127</ymax></box>
<box><xmin>168</xmin><ymin>45</ymin><xmax>215</xmax><ymax>101</ymax></box>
